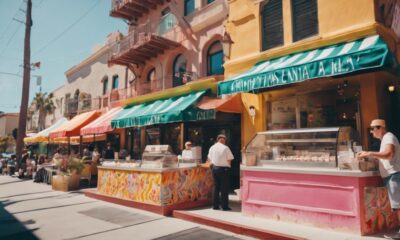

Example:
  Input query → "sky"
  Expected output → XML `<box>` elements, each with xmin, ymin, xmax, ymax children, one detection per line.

<box><xmin>0</xmin><ymin>0</ymin><xmax>127</xmax><ymax>113</ymax></box>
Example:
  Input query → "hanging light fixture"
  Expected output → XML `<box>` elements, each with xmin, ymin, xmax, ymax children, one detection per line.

<box><xmin>221</xmin><ymin>32</ymin><xmax>234</xmax><ymax>59</ymax></box>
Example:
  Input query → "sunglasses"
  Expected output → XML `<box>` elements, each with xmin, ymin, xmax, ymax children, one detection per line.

<box><xmin>370</xmin><ymin>126</ymin><xmax>381</xmax><ymax>132</ymax></box>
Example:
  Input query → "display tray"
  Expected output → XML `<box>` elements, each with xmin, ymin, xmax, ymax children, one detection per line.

<box><xmin>260</xmin><ymin>159</ymin><xmax>336</xmax><ymax>168</ymax></box>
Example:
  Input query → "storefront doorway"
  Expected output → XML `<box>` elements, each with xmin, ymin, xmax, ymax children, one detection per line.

<box><xmin>186</xmin><ymin>112</ymin><xmax>241</xmax><ymax>190</ymax></box>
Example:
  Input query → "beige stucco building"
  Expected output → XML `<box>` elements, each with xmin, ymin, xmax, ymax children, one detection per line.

<box><xmin>46</xmin><ymin>32</ymin><xmax>132</xmax><ymax>127</ymax></box>
<box><xmin>0</xmin><ymin>113</ymin><xmax>19</xmax><ymax>137</ymax></box>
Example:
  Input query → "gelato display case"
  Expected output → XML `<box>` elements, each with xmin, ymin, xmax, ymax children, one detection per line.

<box><xmin>240</xmin><ymin>127</ymin><xmax>390</xmax><ymax>235</ymax></box>
<box><xmin>242</xmin><ymin>127</ymin><xmax>375</xmax><ymax>170</ymax></box>
<box><xmin>141</xmin><ymin>145</ymin><xmax>178</xmax><ymax>169</ymax></box>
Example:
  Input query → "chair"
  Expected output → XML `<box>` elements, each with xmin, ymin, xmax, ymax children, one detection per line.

<box><xmin>80</xmin><ymin>164</ymin><xmax>91</xmax><ymax>186</ymax></box>
<box><xmin>44</xmin><ymin>167</ymin><xmax>57</xmax><ymax>184</ymax></box>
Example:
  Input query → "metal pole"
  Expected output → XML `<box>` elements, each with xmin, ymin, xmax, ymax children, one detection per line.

<box><xmin>16</xmin><ymin>0</ymin><xmax>32</xmax><ymax>168</ymax></box>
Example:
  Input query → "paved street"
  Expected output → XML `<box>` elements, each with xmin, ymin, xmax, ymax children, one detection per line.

<box><xmin>0</xmin><ymin>175</ymin><xmax>254</xmax><ymax>240</ymax></box>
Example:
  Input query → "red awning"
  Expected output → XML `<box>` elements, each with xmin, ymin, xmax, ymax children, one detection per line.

<box><xmin>197</xmin><ymin>93</ymin><xmax>242</xmax><ymax>113</ymax></box>
<box><xmin>80</xmin><ymin>107</ymin><xmax>122</xmax><ymax>135</ymax></box>
<box><xmin>49</xmin><ymin>110</ymin><xmax>101</xmax><ymax>138</ymax></box>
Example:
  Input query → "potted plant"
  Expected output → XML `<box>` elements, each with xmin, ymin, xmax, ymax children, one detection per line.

<box><xmin>52</xmin><ymin>157</ymin><xmax>85</xmax><ymax>191</ymax></box>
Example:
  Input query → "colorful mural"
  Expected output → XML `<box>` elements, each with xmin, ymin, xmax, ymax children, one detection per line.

<box><xmin>363</xmin><ymin>187</ymin><xmax>400</xmax><ymax>234</ymax></box>
<box><xmin>98</xmin><ymin>167</ymin><xmax>213</xmax><ymax>206</ymax></box>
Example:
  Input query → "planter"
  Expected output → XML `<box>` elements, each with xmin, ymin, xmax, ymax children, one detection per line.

<box><xmin>52</xmin><ymin>173</ymin><xmax>81</xmax><ymax>192</ymax></box>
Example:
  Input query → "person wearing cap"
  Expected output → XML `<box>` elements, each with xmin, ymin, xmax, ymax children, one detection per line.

<box><xmin>182</xmin><ymin>141</ymin><xmax>193</xmax><ymax>161</ymax></box>
<box><xmin>357</xmin><ymin>119</ymin><xmax>400</xmax><ymax>239</ymax></box>
<box><xmin>207</xmin><ymin>134</ymin><xmax>234</xmax><ymax>211</ymax></box>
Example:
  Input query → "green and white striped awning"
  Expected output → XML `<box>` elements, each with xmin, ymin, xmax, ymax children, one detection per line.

<box><xmin>218</xmin><ymin>35</ymin><xmax>394</xmax><ymax>95</ymax></box>
<box><xmin>111</xmin><ymin>91</ymin><xmax>216</xmax><ymax>128</ymax></box>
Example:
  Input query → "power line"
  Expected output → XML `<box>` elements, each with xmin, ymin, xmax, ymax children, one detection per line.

<box><xmin>0</xmin><ymin>0</ymin><xmax>25</xmax><ymax>41</ymax></box>
<box><xmin>0</xmin><ymin>71</ymin><xmax>22</xmax><ymax>77</ymax></box>
<box><xmin>33</xmin><ymin>0</ymin><xmax>101</xmax><ymax>56</ymax></box>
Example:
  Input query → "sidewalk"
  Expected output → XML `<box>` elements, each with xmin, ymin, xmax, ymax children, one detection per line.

<box><xmin>173</xmin><ymin>195</ymin><xmax>391</xmax><ymax>240</ymax></box>
<box><xmin>0</xmin><ymin>176</ymin><xmax>255</xmax><ymax>240</ymax></box>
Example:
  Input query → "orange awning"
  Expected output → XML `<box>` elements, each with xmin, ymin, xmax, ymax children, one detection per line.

<box><xmin>49</xmin><ymin>111</ymin><xmax>101</xmax><ymax>139</ymax></box>
<box><xmin>80</xmin><ymin>107</ymin><xmax>122</xmax><ymax>135</ymax></box>
<box><xmin>70</xmin><ymin>134</ymin><xmax>107</xmax><ymax>145</ymax></box>
<box><xmin>50</xmin><ymin>134</ymin><xmax>107</xmax><ymax>145</ymax></box>
<box><xmin>197</xmin><ymin>93</ymin><xmax>242</xmax><ymax>113</ymax></box>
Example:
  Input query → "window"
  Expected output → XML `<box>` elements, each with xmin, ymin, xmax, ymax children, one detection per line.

<box><xmin>147</xmin><ymin>68</ymin><xmax>156</xmax><ymax>83</ymax></box>
<box><xmin>102</xmin><ymin>76</ymin><xmax>108</xmax><ymax>95</ymax></box>
<box><xmin>261</xmin><ymin>0</ymin><xmax>283</xmax><ymax>51</ymax></box>
<box><xmin>207</xmin><ymin>41</ymin><xmax>224</xmax><ymax>76</ymax></box>
<box><xmin>173</xmin><ymin>54</ymin><xmax>187</xmax><ymax>87</ymax></box>
<box><xmin>112</xmin><ymin>75</ymin><xmax>119</xmax><ymax>89</ymax></box>
<box><xmin>160</xmin><ymin>8</ymin><xmax>177</xmax><ymax>34</ymax></box>
<box><xmin>292</xmin><ymin>0</ymin><xmax>318</xmax><ymax>42</ymax></box>
<box><xmin>184</xmin><ymin>0</ymin><xmax>195</xmax><ymax>16</ymax></box>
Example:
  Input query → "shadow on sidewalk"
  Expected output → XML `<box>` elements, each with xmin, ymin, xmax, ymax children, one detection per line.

<box><xmin>0</xmin><ymin>200</ymin><xmax>39</xmax><ymax>240</ymax></box>
<box><xmin>0</xmin><ymin>178</ymin><xmax>32</xmax><ymax>186</ymax></box>
<box><xmin>0</xmin><ymin>190</ymin><xmax>54</xmax><ymax>199</ymax></box>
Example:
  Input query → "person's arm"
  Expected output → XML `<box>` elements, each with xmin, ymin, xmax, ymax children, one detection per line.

<box><xmin>357</xmin><ymin>144</ymin><xmax>395</xmax><ymax>160</ymax></box>
<box><xmin>226</xmin><ymin>148</ymin><xmax>234</xmax><ymax>167</ymax></box>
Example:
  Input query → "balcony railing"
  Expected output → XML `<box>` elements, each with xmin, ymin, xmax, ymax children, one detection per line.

<box><xmin>110</xmin><ymin>0</ymin><xmax>169</xmax><ymax>21</ymax></box>
<box><xmin>64</xmin><ymin>97</ymin><xmax>102</xmax><ymax>117</ymax></box>
<box><xmin>109</xmin><ymin>16</ymin><xmax>182</xmax><ymax>66</ymax></box>
<box><xmin>107</xmin><ymin>80</ymin><xmax>163</xmax><ymax>104</ymax></box>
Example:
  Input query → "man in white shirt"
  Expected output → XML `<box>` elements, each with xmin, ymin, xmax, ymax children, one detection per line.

<box><xmin>207</xmin><ymin>134</ymin><xmax>234</xmax><ymax>211</ymax></box>
<box><xmin>357</xmin><ymin>119</ymin><xmax>400</xmax><ymax>239</ymax></box>
<box><xmin>182</xmin><ymin>141</ymin><xmax>193</xmax><ymax>161</ymax></box>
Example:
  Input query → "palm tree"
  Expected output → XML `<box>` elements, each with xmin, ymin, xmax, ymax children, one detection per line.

<box><xmin>31</xmin><ymin>92</ymin><xmax>55</xmax><ymax>131</ymax></box>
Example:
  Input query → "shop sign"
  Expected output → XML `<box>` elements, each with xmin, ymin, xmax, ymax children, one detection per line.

<box><xmin>195</xmin><ymin>109</ymin><xmax>216</xmax><ymax>121</ymax></box>
<box><xmin>218</xmin><ymin>36</ymin><xmax>389</xmax><ymax>95</ymax></box>
<box><xmin>184</xmin><ymin>109</ymin><xmax>216</xmax><ymax>122</ymax></box>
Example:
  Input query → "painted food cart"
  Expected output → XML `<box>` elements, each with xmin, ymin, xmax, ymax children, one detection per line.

<box><xmin>85</xmin><ymin>145</ymin><xmax>212</xmax><ymax>215</ymax></box>
<box><xmin>241</xmin><ymin>127</ymin><xmax>399</xmax><ymax>235</ymax></box>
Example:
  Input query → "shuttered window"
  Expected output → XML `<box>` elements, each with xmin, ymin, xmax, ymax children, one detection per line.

<box><xmin>292</xmin><ymin>0</ymin><xmax>318</xmax><ymax>42</ymax></box>
<box><xmin>261</xmin><ymin>0</ymin><xmax>283</xmax><ymax>51</ymax></box>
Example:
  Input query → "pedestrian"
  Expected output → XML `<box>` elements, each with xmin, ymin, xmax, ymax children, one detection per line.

<box><xmin>182</xmin><ymin>141</ymin><xmax>193</xmax><ymax>161</ymax></box>
<box><xmin>357</xmin><ymin>119</ymin><xmax>400</xmax><ymax>239</ymax></box>
<box><xmin>103</xmin><ymin>142</ymin><xmax>114</xmax><ymax>160</ymax></box>
<box><xmin>207</xmin><ymin>134</ymin><xmax>234</xmax><ymax>211</ymax></box>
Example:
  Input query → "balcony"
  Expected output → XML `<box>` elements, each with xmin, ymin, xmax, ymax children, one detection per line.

<box><xmin>107</xmin><ymin>80</ymin><xmax>163</xmax><ymax>104</ymax></box>
<box><xmin>64</xmin><ymin>97</ymin><xmax>102</xmax><ymax>118</ymax></box>
<box><xmin>108</xmin><ymin>16</ymin><xmax>182</xmax><ymax>66</ymax></box>
<box><xmin>110</xmin><ymin>0</ymin><xmax>170</xmax><ymax>22</ymax></box>
<box><xmin>185</xmin><ymin>0</ymin><xmax>227</xmax><ymax>32</ymax></box>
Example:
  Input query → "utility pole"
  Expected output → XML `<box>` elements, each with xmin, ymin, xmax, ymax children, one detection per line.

<box><xmin>16</xmin><ymin>0</ymin><xmax>32</xmax><ymax>168</ymax></box>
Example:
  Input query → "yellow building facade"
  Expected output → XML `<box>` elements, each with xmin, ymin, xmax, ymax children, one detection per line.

<box><xmin>224</xmin><ymin>0</ymin><xmax>400</xmax><ymax>148</ymax></box>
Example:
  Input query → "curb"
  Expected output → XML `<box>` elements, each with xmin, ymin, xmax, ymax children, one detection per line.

<box><xmin>173</xmin><ymin>210</ymin><xmax>306</xmax><ymax>240</ymax></box>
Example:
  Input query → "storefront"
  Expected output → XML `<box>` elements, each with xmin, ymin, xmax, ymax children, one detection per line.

<box><xmin>219</xmin><ymin>35</ymin><xmax>400</xmax><ymax>234</ymax></box>
<box><xmin>80</xmin><ymin>107</ymin><xmax>124</xmax><ymax>156</ymax></box>
<box><xmin>24</xmin><ymin>117</ymin><xmax>69</xmax><ymax>156</ymax></box>
<box><xmin>48</xmin><ymin>110</ymin><xmax>102</xmax><ymax>155</ymax></box>
<box><xmin>85</xmin><ymin>88</ymin><xmax>242</xmax><ymax>214</ymax></box>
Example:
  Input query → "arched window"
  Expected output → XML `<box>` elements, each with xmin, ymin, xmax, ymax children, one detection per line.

<box><xmin>102</xmin><ymin>76</ymin><xmax>108</xmax><ymax>95</ymax></box>
<box><xmin>146</xmin><ymin>68</ymin><xmax>156</xmax><ymax>83</ymax></box>
<box><xmin>112</xmin><ymin>75</ymin><xmax>119</xmax><ymax>89</ymax></box>
<box><xmin>172</xmin><ymin>54</ymin><xmax>187</xmax><ymax>87</ymax></box>
<box><xmin>207</xmin><ymin>41</ymin><xmax>224</xmax><ymax>76</ymax></box>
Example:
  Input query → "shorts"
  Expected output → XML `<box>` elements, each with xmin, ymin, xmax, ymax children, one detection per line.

<box><xmin>383</xmin><ymin>172</ymin><xmax>400</xmax><ymax>209</ymax></box>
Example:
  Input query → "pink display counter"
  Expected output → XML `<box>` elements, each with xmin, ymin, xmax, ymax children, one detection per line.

<box><xmin>241</xmin><ymin>165</ymin><xmax>400</xmax><ymax>235</ymax></box>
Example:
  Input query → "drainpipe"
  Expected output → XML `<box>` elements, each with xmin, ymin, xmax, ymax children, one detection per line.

<box><xmin>124</xmin><ymin>66</ymin><xmax>128</xmax><ymax>89</ymax></box>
